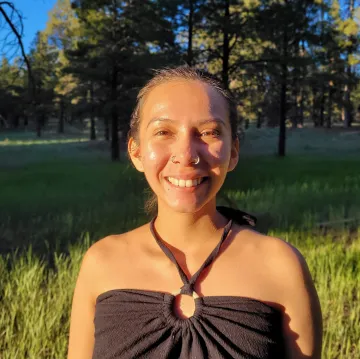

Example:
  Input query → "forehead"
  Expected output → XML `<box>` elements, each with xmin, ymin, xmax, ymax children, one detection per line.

<box><xmin>140</xmin><ymin>80</ymin><xmax>229</xmax><ymax>125</ymax></box>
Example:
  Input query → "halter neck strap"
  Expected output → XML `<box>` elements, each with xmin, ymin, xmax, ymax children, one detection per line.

<box><xmin>149</xmin><ymin>218</ymin><xmax>233</xmax><ymax>296</ymax></box>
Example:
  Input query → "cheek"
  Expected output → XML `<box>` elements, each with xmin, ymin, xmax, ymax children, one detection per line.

<box><xmin>207</xmin><ymin>142</ymin><xmax>231</xmax><ymax>166</ymax></box>
<box><xmin>141</xmin><ymin>141</ymin><xmax>169</xmax><ymax>173</ymax></box>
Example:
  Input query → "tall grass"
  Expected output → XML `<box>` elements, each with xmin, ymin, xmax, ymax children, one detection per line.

<box><xmin>0</xmin><ymin>132</ymin><xmax>359</xmax><ymax>358</ymax></box>
<box><xmin>0</xmin><ymin>242</ymin><xmax>85</xmax><ymax>359</ymax></box>
<box><xmin>1</xmin><ymin>231</ymin><xmax>359</xmax><ymax>358</ymax></box>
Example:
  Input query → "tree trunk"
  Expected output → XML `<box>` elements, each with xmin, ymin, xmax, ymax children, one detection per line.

<box><xmin>344</xmin><ymin>0</ymin><xmax>354</xmax><ymax>128</ymax></box>
<box><xmin>343</xmin><ymin>73</ymin><xmax>352</xmax><ymax>128</ymax></box>
<box><xmin>291</xmin><ymin>89</ymin><xmax>298</xmax><ymax>128</ymax></box>
<box><xmin>104</xmin><ymin>117</ymin><xmax>109</xmax><ymax>141</ymax></box>
<box><xmin>90</xmin><ymin>85</ymin><xmax>96</xmax><ymax>140</ymax></box>
<box><xmin>90</xmin><ymin>116</ymin><xmax>96</xmax><ymax>140</ymax></box>
<box><xmin>278</xmin><ymin>68</ymin><xmax>287</xmax><ymax>156</ymax></box>
<box><xmin>111</xmin><ymin>68</ymin><xmax>119</xmax><ymax>161</ymax></box>
<box><xmin>58</xmin><ymin>99</ymin><xmax>65</xmax><ymax>133</ymax></box>
<box><xmin>299</xmin><ymin>89</ymin><xmax>304</xmax><ymax>127</ymax></box>
<box><xmin>221</xmin><ymin>0</ymin><xmax>230</xmax><ymax>89</ymax></box>
<box><xmin>278</xmin><ymin>22</ymin><xmax>288</xmax><ymax>157</ymax></box>
<box><xmin>326</xmin><ymin>87</ymin><xmax>333</xmax><ymax>128</ymax></box>
<box><xmin>13</xmin><ymin>115</ymin><xmax>19</xmax><ymax>128</ymax></box>
<box><xmin>256</xmin><ymin>111</ymin><xmax>262</xmax><ymax>128</ymax></box>
<box><xmin>36</xmin><ymin>116</ymin><xmax>42</xmax><ymax>137</ymax></box>
<box><xmin>24</xmin><ymin>115</ymin><xmax>28</xmax><ymax>127</ymax></box>
<box><xmin>187</xmin><ymin>0</ymin><xmax>194</xmax><ymax>66</ymax></box>
<box><xmin>41</xmin><ymin>114</ymin><xmax>46</xmax><ymax>128</ymax></box>
<box><xmin>319</xmin><ymin>86</ymin><xmax>325</xmax><ymax>127</ymax></box>
<box><xmin>311</xmin><ymin>87</ymin><xmax>318</xmax><ymax>127</ymax></box>
<box><xmin>291</xmin><ymin>41</ymin><xmax>300</xmax><ymax>129</ymax></box>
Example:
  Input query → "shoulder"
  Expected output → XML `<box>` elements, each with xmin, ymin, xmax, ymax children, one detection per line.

<box><xmin>76</xmin><ymin>224</ymin><xmax>150</xmax><ymax>300</ymax></box>
<box><xmin>84</xmin><ymin>223</ymin><xmax>149</xmax><ymax>262</ymax></box>
<box><xmin>238</xmin><ymin>228</ymin><xmax>309</xmax><ymax>277</ymax></box>
<box><xmin>259</xmin><ymin>234</ymin><xmax>308</xmax><ymax>276</ymax></box>
<box><xmin>236</xmin><ymin>230</ymin><xmax>322</xmax><ymax>357</ymax></box>
<box><xmin>260</xmin><ymin>235</ymin><xmax>314</xmax><ymax>299</ymax></box>
<box><xmin>233</xmin><ymin>227</ymin><xmax>315</xmax><ymax>299</ymax></box>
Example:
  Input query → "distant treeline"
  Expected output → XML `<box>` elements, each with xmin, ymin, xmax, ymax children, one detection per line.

<box><xmin>0</xmin><ymin>0</ymin><xmax>359</xmax><ymax>158</ymax></box>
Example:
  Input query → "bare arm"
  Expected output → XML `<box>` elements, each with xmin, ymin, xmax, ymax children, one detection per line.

<box><xmin>273</xmin><ymin>241</ymin><xmax>323</xmax><ymax>358</ymax></box>
<box><xmin>68</xmin><ymin>246</ymin><xmax>99</xmax><ymax>359</ymax></box>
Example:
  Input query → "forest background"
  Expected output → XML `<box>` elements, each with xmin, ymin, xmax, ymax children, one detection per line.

<box><xmin>0</xmin><ymin>0</ymin><xmax>360</xmax><ymax>358</ymax></box>
<box><xmin>0</xmin><ymin>0</ymin><xmax>359</xmax><ymax>157</ymax></box>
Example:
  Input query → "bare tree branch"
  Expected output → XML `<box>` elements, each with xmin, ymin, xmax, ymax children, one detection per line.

<box><xmin>0</xmin><ymin>2</ymin><xmax>24</xmax><ymax>36</ymax></box>
<box><xmin>0</xmin><ymin>1</ymin><xmax>34</xmax><ymax>96</ymax></box>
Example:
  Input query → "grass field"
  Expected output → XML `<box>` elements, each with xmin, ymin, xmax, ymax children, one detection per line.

<box><xmin>0</xmin><ymin>128</ymin><xmax>359</xmax><ymax>358</ymax></box>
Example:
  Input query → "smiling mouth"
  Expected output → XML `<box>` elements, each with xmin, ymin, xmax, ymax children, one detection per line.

<box><xmin>165</xmin><ymin>177</ymin><xmax>208</xmax><ymax>188</ymax></box>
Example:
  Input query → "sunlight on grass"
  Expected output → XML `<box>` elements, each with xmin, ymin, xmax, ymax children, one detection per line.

<box><xmin>0</xmin><ymin>138</ymin><xmax>89</xmax><ymax>146</ymax></box>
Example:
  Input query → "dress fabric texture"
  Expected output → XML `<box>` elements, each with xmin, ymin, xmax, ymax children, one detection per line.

<box><xmin>92</xmin><ymin>207</ymin><xmax>285</xmax><ymax>359</ymax></box>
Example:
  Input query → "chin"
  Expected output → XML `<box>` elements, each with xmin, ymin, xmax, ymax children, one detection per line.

<box><xmin>163</xmin><ymin>197</ymin><xmax>214</xmax><ymax>214</ymax></box>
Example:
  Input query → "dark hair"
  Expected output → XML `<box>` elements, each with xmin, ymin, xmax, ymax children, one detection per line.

<box><xmin>128</xmin><ymin>66</ymin><xmax>239</xmax><ymax>215</ymax></box>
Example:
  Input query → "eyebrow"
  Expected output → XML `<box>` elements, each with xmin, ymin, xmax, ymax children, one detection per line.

<box><xmin>146</xmin><ymin>117</ymin><xmax>227</xmax><ymax>129</ymax></box>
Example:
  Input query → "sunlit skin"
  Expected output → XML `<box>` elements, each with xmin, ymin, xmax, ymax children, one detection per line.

<box><xmin>129</xmin><ymin>80</ymin><xmax>239</xmax><ymax>247</ymax></box>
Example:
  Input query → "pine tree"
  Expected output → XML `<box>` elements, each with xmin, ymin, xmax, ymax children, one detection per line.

<box><xmin>68</xmin><ymin>0</ymin><xmax>178</xmax><ymax>160</ymax></box>
<box><xmin>43</xmin><ymin>0</ymin><xmax>80</xmax><ymax>134</ymax></box>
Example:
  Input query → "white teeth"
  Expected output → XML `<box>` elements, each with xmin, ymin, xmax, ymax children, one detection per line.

<box><xmin>167</xmin><ymin>177</ymin><xmax>204</xmax><ymax>188</ymax></box>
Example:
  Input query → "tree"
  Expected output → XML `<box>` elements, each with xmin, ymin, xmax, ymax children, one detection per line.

<box><xmin>28</xmin><ymin>31</ymin><xmax>59</xmax><ymax>136</ymax></box>
<box><xmin>68</xmin><ymin>0</ymin><xmax>179</xmax><ymax>161</ymax></box>
<box><xmin>0</xmin><ymin>1</ymin><xmax>36</xmax><ymax>132</ymax></box>
<box><xmin>337</xmin><ymin>0</ymin><xmax>360</xmax><ymax>127</ymax></box>
<box><xmin>43</xmin><ymin>0</ymin><xmax>80</xmax><ymax>134</ymax></box>
<box><xmin>258</xmin><ymin>0</ymin><xmax>321</xmax><ymax>156</ymax></box>
<box><xmin>0</xmin><ymin>57</ymin><xmax>27</xmax><ymax>128</ymax></box>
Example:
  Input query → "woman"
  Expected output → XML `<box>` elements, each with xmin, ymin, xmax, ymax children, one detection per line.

<box><xmin>68</xmin><ymin>66</ymin><xmax>322</xmax><ymax>359</ymax></box>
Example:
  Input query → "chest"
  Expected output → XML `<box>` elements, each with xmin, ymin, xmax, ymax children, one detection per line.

<box><xmin>95</xmin><ymin>245</ymin><xmax>280</xmax><ymax>312</ymax></box>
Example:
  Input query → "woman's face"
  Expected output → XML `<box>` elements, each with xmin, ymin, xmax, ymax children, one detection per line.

<box><xmin>130</xmin><ymin>79</ymin><xmax>239</xmax><ymax>213</ymax></box>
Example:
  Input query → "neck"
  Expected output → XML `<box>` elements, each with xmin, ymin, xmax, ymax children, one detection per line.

<box><xmin>154</xmin><ymin>200</ymin><xmax>228</xmax><ymax>252</ymax></box>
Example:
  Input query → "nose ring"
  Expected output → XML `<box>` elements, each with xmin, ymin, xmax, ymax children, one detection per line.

<box><xmin>171</xmin><ymin>155</ymin><xmax>200</xmax><ymax>165</ymax></box>
<box><xmin>192</xmin><ymin>156</ymin><xmax>200</xmax><ymax>165</ymax></box>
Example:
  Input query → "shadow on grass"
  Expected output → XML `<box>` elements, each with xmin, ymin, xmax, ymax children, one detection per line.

<box><xmin>0</xmin><ymin>155</ymin><xmax>359</xmax><ymax>261</ymax></box>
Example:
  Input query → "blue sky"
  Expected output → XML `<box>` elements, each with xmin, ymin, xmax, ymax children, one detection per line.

<box><xmin>1</xmin><ymin>0</ymin><xmax>57</xmax><ymax>55</ymax></box>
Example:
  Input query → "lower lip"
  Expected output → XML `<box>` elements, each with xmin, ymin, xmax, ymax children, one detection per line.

<box><xmin>165</xmin><ymin>178</ymin><xmax>207</xmax><ymax>191</ymax></box>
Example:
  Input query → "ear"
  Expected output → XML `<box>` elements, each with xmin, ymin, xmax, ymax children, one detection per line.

<box><xmin>128</xmin><ymin>137</ymin><xmax>144</xmax><ymax>172</ymax></box>
<box><xmin>228</xmin><ymin>137</ymin><xmax>239</xmax><ymax>172</ymax></box>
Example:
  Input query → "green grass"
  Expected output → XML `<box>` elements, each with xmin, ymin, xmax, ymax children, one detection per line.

<box><xmin>0</xmin><ymin>129</ymin><xmax>359</xmax><ymax>358</ymax></box>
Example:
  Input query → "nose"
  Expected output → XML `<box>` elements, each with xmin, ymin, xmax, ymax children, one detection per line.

<box><xmin>171</xmin><ymin>133</ymin><xmax>199</xmax><ymax>166</ymax></box>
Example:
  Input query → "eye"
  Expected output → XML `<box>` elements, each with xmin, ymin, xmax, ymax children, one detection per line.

<box><xmin>200</xmin><ymin>129</ymin><xmax>221</xmax><ymax>138</ymax></box>
<box><xmin>154</xmin><ymin>130</ymin><xmax>171</xmax><ymax>137</ymax></box>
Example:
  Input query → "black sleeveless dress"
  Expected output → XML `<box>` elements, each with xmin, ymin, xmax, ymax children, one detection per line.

<box><xmin>92</xmin><ymin>207</ymin><xmax>285</xmax><ymax>358</ymax></box>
